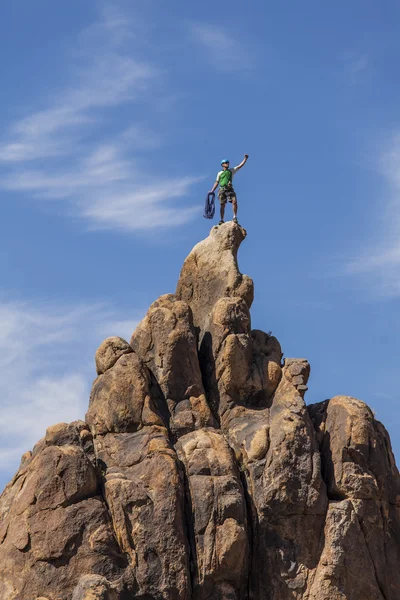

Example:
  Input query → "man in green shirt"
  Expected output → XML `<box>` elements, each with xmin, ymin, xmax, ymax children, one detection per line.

<box><xmin>210</xmin><ymin>154</ymin><xmax>249</xmax><ymax>225</ymax></box>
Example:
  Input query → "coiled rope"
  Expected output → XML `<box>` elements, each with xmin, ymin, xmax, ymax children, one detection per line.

<box><xmin>203</xmin><ymin>191</ymin><xmax>215</xmax><ymax>219</ymax></box>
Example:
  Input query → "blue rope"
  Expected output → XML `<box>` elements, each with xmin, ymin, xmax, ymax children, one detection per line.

<box><xmin>203</xmin><ymin>191</ymin><xmax>215</xmax><ymax>219</ymax></box>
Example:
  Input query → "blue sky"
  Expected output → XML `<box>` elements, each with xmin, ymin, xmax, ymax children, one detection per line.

<box><xmin>1</xmin><ymin>0</ymin><xmax>400</xmax><ymax>491</ymax></box>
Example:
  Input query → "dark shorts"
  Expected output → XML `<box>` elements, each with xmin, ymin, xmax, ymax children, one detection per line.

<box><xmin>218</xmin><ymin>182</ymin><xmax>236</xmax><ymax>205</ymax></box>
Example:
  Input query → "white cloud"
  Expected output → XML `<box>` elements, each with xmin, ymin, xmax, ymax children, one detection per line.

<box><xmin>0</xmin><ymin>53</ymin><xmax>152</xmax><ymax>164</ymax></box>
<box><xmin>189</xmin><ymin>22</ymin><xmax>253</xmax><ymax>71</ymax></box>
<box><xmin>345</xmin><ymin>133</ymin><xmax>400</xmax><ymax>296</ymax></box>
<box><xmin>0</xmin><ymin>298</ymin><xmax>140</xmax><ymax>487</ymax></box>
<box><xmin>0</xmin><ymin>5</ymin><xmax>201</xmax><ymax>231</ymax></box>
<box><xmin>0</xmin><ymin>374</ymin><xmax>88</xmax><ymax>466</ymax></box>
<box><xmin>102</xmin><ymin>318</ymin><xmax>139</xmax><ymax>339</ymax></box>
<box><xmin>347</xmin><ymin>54</ymin><xmax>369</xmax><ymax>84</ymax></box>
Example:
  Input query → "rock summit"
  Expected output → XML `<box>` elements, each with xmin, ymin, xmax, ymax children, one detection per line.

<box><xmin>1</xmin><ymin>222</ymin><xmax>400</xmax><ymax>600</ymax></box>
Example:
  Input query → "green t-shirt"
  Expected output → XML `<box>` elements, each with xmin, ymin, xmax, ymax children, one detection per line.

<box><xmin>216</xmin><ymin>166</ymin><xmax>239</xmax><ymax>188</ymax></box>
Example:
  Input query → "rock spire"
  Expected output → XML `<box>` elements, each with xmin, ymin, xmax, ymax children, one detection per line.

<box><xmin>1</xmin><ymin>222</ymin><xmax>399</xmax><ymax>600</ymax></box>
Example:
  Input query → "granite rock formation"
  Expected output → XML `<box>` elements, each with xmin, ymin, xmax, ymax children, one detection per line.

<box><xmin>1</xmin><ymin>222</ymin><xmax>399</xmax><ymax>600</ymax></box>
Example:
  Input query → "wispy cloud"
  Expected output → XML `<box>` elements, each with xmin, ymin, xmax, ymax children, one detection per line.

<box><xmin>345</xmin><ymin>132</ymin><xmax>400</xmax><ymax>296</ymax></box>
<box><xmin>346</xmin><ymin>54</ymin><xmax>369</xmax><ymax>85</ymax></box>
<box><xmin>189</xmin><ymin>22</ymin><xmax>253</xmax><ymax>71</ymax></box>
<box><xmin>0</xmin><ymin>297</ymin><xmax>139</xmax><ymax>487</ymax></box>
<box><xmin>0</xmin><ymin>5</ymin><xmax>200</xmax><ymax>231</ymax></box>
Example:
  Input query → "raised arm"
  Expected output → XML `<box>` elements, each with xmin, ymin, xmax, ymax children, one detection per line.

<box><xmin>234</xmin><ymin>154</ymin><xmax>249</xmax><ymax>171</ymax></box>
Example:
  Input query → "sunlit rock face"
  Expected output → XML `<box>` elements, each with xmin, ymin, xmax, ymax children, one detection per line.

<box><xmin>1</xmin><ymin>222</ymin><xmax>400</xmax><ymax>600</ymax></box>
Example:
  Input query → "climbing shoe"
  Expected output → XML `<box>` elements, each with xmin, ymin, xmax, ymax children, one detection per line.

<box><xmin>219</xmin><ymin>220</ymin><xmax>224</xmax><ymax>225</ymax></box>
<box><xmin>233</xmin><ymin>217</ymin><xmax>238</xmax><ymax>224</ymax></box>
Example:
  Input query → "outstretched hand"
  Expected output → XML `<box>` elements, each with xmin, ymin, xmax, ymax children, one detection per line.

<box><xmin>244</xmin><ymin>154</ymin><xmax>249</xmax><ymax>159</ymax></box>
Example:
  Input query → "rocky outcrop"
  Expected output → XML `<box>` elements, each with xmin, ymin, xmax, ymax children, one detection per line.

<box><xmin>0</xmin><ymin>422</ymin><xmax>126</xmax><ymax>600</ymax></box>
<box><xmin>1</xmin><ymin>222</ymin><xmax>400</xmax><ymax>600</ymax></box>
<box><xmin>130</xmin><ymin>294</ymin><xmax>216</xmax><ymax>438</ymax></box>
<box><xmin>307</xmin><ymin>396</ymin><xmax>400</xmax><ymax>599</ymax></box>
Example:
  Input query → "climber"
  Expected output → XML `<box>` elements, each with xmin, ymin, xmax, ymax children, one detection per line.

<box><xmin>209</xmin><ymin>154</ymin><xmax>249</xmax><ymax>225</ymax></box>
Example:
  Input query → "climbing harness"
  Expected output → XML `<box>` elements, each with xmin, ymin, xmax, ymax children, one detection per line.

<box><xmin>203</xmin><ymin>191</ymin><xmax>216</xmax><ymax>219</ymax></box>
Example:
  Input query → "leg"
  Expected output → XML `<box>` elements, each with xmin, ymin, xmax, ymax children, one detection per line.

<box><xmin>232</xmin><ymin>197</ymin><xmax>238</xmax><ymax>219</ymax></box>
<box><xmin>218</xmin><ymin>189</ymin><xmax>226</xmax><ymax>224</ymax></box>
<box><xmin>227</xmin><ymin>184</ymin><xmax>238</xmax><ymax>222</ymax></box>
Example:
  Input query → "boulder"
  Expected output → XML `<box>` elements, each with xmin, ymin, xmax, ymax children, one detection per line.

<box><xmin>93</xmin><ymin>425</ymin><xmax>190</xmax><ymax>599</ymax></box>
<box><xmin>308</xmin><ymin>396</ymin><xmax>400</xmax><ymax>598</ymax></box>
<box><xmin>0</xmin><ymin>422</ymin><xmax>126</xmax><ymax>599</ymax></box>
<box><xmin>95</xmin><ymin>336</ymin><xmax>132</xmax><ymax>375</ymax></box>
<box><xmin>176</xmin><ymin>222</ymin><xmax>254</xmax><ymax>341</ymax></box>
<box><xmin>86</xmin><ymin>352</ymin><xmax>165</xmax><ymax>436</ymax></box>
<box><xmin>176</xmin><ymin>428</ymin><xmax>248</xmax><ymax>599</ymax></box>
<box><xmin>131</xmin><ymin>294</ymin><xmax>216</xmax><ymax>438</ymax></box>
